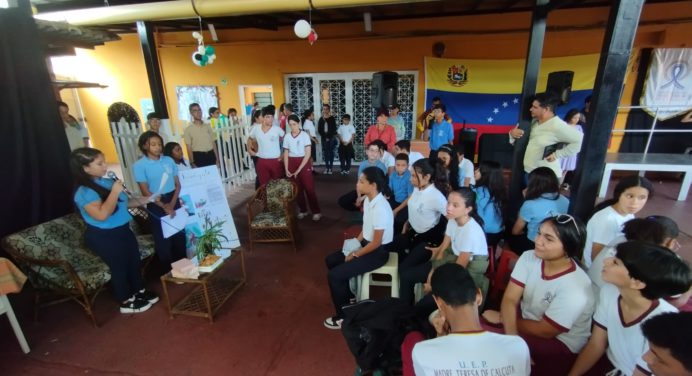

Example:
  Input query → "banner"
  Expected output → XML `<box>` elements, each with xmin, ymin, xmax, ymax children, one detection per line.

<box><xmin>424</xmin><ymin>54</ymin><xmax>599</xmax><ymax>126</ymax></box>
<box><xmin>178</xmin><ymin>166</ymin><xmax>241</xmax><ymax>258</ymax></box>
<box><xmin>641</xmin><ymin>48</ymin><xmax>692</xmax><ymax>120</ymax></box>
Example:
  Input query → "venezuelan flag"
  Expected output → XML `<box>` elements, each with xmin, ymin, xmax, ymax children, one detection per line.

<box><xmin>425</xmin><ymin>54</ymin><xmax>599</xmax><ymax>126</ymax></box>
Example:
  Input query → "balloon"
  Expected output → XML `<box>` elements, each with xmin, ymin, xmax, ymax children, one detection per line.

<box><xmin>191</xmin><ymin>52</ymin><xmax>202</xmax><ymax>66</ymax></box>
<box><xmin>205</xmin><ymin>45</ymin><xmax>215</xmax><ymax>55</ymax></box>
<box><xmin>201</xmin><ymin>55</ymin><xmax>209</xmax><ymax>64</ymax></box>
<box><xmin>308</xmin><ymin>29</ymin><xmax>318</xmax><ymax>45</ymax></box>
<box><xmin>209</xmin><ymin>54</ymin><xmax>216</xmax><ymax>60</ymax></box>
<box><xmin>294</xmin><ymin>19</ymin><xmax>311</xmax><ymax>39</ymax></box>
<box><xmin>192</xmin><ymin>31</ymin><xmax>202</xmax><ymax>40</ymax></box>
<box><xmin>197</xmin><ymin>45</ymin><xmax>206</xmax><ymax>54</ymax></box>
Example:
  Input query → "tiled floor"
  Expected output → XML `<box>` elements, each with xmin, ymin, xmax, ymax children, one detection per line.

<box><xmin>1</xmin><ymin>171</ymin><xmax>689</xmax><ymax>375</ymax></box>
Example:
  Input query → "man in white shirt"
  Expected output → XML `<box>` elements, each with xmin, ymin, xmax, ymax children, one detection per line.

<box><xmin>409</xmin><ymin>263</ymin><xmax>531</xmax><ymax>376</ymax></box>
<box><xmin>509</xmin><ymin>93</ymin><xmax>583</xmax><ymax>178</ymax></box>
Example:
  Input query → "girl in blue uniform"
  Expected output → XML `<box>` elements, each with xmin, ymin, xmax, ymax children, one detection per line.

<box><xmin>70</xmin><ymin>147</ymin><xmax>158</xmax><ymax>314</ymax></box>
<box><xmin>134</xmin><ymin>131</ymin><xmax>187</xmax><ymax>272</ymax></box>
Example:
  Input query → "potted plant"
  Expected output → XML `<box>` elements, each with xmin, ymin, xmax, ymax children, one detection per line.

<box><xmin>195</xmin><ymin>213</ymin><xmax>228</xmax><ymax>272</ymax></box>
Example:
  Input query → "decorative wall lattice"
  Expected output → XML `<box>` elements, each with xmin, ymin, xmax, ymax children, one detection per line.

<box><xmin>319</xmin><ymin>79</ymin><xmax>346</xmax><ymax>120</ymax></box>
<box><xmin>397</xmin><ymin>74</ymin><xmax>416</xmax><ymax>141</ymax></box>
<box><xmin>352</xmin><ymin>79</ymin><xmax>375</xmax><ymax>161</ymax></box>
<box><xmin>287</xmin><ymin>77</ymin><xmax>314</xmax><ymax>119</ymax></box>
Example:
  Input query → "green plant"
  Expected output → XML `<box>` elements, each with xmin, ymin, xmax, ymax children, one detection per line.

<box><xmin>195</xmin><ymin>213</ymin><xmax>228</xmax><ymax>263</ymax></box>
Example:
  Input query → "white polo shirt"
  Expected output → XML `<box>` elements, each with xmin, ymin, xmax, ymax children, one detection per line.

<box><xmin>302</xmin><ymin>119</ymin><xmax>317</xmax><ymax>138</ymax></box>
<box><xmin>510</xmin><ymin>251</ymin><xmax>595</xmax><ymax>353</ymax></box>
<box><xmin>362</xmin><ymin>193</ymin><xmax>394</xmax><ymax>245</ymax></box>
<box><xmin>380</xmin><ymin>151</ymin><xmax>395</xmax><ymax>169</ymax></box>
<box><xmin>593</xmin><ymin>284</ymin><xmax>678</xmax><ymax>375</ymax></box>
<box><xmin>446</xmin><ymin>218</ymin><xmax>488</xmax><ymax>258</ymax></box>
<box><xmin>283</xmin><ymin>131</ymin><xmax>311</xmax><ymax>157</ymax></box>
<box><xmin>407</xmin><ymin>184</ymin><xmax>447</xmax><ymax>234</ymax></box>
<box><xmin>249</xmin><ymin>125</ymin><xmax>285</xmax><ymax>159</ymax></box>
<box><xmin>587</xmin><ymin>235</ymin><xmax>626</xmax><ymax>295</ymax></box>
<box><xmin>413</xmin><ymin>331</ymin><xmax>531</xmax><ymax>376</ymax></box>
<box><xmin>408</xmin><ymin>151</ymin><xmax>424</xmax><ymax>169</ymax></box>
<box><xmin>337</xmin><ymin>124</ymin><xmax>356</xmax><ymax>143</ymax></box>
<box><xmin>584</xmin><ymin>206</ymin><xmax>633</xmax><ymax>267</ymax></box>
<box><xmin>458</xmin><ymin>157</ymin><xmax>476</xmax><ymax>186</ymax></box>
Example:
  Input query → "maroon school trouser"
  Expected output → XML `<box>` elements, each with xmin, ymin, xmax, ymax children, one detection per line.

<box><xmin>256</xmin><ymin>157</ymin><xmax>284</xmax><ymax>186</ymax></box>
<box><xmin>288</xmin><ymin>156</ymin><xmax>321</xmax><ymax>214</ymax></box>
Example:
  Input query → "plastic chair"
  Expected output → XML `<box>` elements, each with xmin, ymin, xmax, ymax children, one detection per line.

<box><xmin>356</xmin><ymin>252</ymin><xmax>399</xmax><ymax>301</ymax></box>
<box><xmin>0</xmin><ymin>295</ymin><xmax>30</xmax><ymax>353</ymax></box>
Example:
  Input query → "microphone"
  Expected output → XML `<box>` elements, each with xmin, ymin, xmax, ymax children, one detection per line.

<box><xmin>107</xmin><ymin>171</ymin><xmax>132</xmax><ymax>195</ymax></box>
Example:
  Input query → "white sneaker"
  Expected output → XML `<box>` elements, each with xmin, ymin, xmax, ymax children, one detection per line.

<box><xmin>324</xmin><ymin>316</ymin><xmax>343</xmax><ymax>329</ymax></box>
<box><xmin>297</xmin><ymin>212</ymin><xmax>308</xmax><ymax>219</ymax></box>
<box><xmin>312</xmin><ymin>213</ymin><xmax>322</xmax><ymax>221</ymax></box>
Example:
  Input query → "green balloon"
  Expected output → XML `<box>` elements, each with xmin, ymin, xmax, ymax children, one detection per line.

<box><xmin>205</xmin><ymin>45</ymin><xmax>215</xmax><ymax>55</ymax></box>
<box><xmin>201</xmin><ymin>55</ymin><xmax>209</xmax><ymax>64</ymax></box>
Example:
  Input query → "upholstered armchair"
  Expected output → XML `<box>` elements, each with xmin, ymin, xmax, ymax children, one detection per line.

<box><xmin>247</xmin><ymin>178</ymin><xmax>299</xmax><ymax>252</ymax></box>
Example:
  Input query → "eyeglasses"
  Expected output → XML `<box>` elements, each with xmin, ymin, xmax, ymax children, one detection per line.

<box><xmin>551</xmin><ymin>212</ymin><xmax>581</xmax><ymax>236</ymax></box>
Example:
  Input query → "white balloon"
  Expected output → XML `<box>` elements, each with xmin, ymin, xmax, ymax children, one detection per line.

<box><xmin>209</xmin><ymin>54</ymin><xmax>216</xmax><ymax>60</ymax></box>
<box><xmin>197</xmin><ymin>45</ymin><xmax>206</xmax><ymax>54</ymax></box>
<box><xmin>191</xmin><ymin>52</ymin><xmax>202</xmax><ymax>66</ymax></box>
<box><xmin>192</xmin><ymin>31</ymin><xmax>202</xmax><ymax>40</ymax></box>
<box><xmin>294</xmin><ymin>19</ymin><xmax>311</xmax><ymax>39</ymax></box>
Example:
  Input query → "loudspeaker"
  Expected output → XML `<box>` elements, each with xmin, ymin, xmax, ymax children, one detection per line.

<box><xmin>372</xmin><ymin>71</ymin><xmax>399</xmax><ymax>108</ymax></box>
<box><xmin>478</xmin><ymin>133</ymin><xmax>514</xmax><ymax>169</ymax></box>
<box><xmin>546</xmin><ymin>71</ymin><xmax>574</xmax><ymax>104</ymax></box>
<box><xmin>456</xmin><ymin>128</ymin><xmax>478</xmax><ymax>160</ymax></box>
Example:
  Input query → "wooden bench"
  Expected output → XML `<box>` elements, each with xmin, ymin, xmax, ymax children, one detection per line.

<box><xmin>599</xmin><ymin>153</ymin><xmax>692</xmax><ymax>201</ymax></box>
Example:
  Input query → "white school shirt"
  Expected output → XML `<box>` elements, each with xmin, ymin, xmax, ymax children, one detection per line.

<box><xmin>511</xmin><ymin>251</ymin><xmax>595</xmax><ymax>353</ymax></box>
<box><xmin>593</xmin><ymin>284</ymin><xmax>678</xmax><ymax>375</ymax></box>
<box><xmin>458</xmin><ymin>157</ymin><xmax>476</xmax><ymax>186</ymax></box>
<box><xmin>380</xmin><ymin>151</ymin><xmax>395</xmax><ymax>169</ymax></box>
<box><xmin>445</xmin><ymin>218</ymin><xmax>488</xmax><ymax>258</ymax></box>
<box><xmin>337</xmin><ymin>124</ymin><xmax>356</xmax><ymax>143</ymax></box>
<box><xmin>584</xmin><ymin>206</ymin><xmax>634</xmax><ymax>268</ymax></box>
<box><xmin>412</xmin><ymin>331</ymin><xmax>531</xmax><ymax>376</ymax></box>
<box><xmin>283</xmin><ymin>131</ymin><xmax>311</xmax><ymax>157</ymax></box>
<box><xmin>249</xmin><ymin>125</ymin><xmax>285</xmax><ymax>159</ymax></box>
<box><xmin>408</xmin><ymin>151</ymin><xmax>424</xmax><ymax>169</ymax></box>
<box><xmin>302</xmin><ymin>119</ymin><xmax>317</xmax><ymax>138</ymax></box>
<box><xmin>362</xmin><ymin>193</ymin><xmax>394</xmax><ymax>245</ymax></box>
<box><xmin>587</xmin><ymin>235</ymin><xmax>626</xmax><ymax>296</ymax></box>
<box><xmin>407</xmin><ymin>184</ymin><xmax>447</xmax><ymax>234</ymax></box>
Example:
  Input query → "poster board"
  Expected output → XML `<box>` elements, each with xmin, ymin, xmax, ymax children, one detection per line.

<box><xmin>178</xmin><ymin>166</ymin><xmax>240</xmax><ymax>258</ymax></box>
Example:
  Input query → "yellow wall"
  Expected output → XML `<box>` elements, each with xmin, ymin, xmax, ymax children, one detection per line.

<box><xmin>62</xmin><ymin>2</ymin><xmax>692</xmax><ymax>162</ymax></box>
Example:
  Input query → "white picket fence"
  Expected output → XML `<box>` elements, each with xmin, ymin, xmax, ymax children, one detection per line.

<box><xmin>109</xmin><ymin>116</ymin><xmax>256</xmax><ymax>194</ymax></box>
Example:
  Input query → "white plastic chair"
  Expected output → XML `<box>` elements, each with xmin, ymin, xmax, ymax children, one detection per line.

<box><xmin>356</xmin><ymin>252</ymin><xmax>400</xmax><ymax>301</ymax></box>
<box><xmin>0</xmin><ymin>295</ymin><xmax>30</xmax><ymax>353</ymax></box>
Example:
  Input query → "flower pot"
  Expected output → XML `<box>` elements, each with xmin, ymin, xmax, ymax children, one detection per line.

<box><xmin>198</xmin><ymin>254</ymin><xmax>222</xmax><ymax>273</ymax></box>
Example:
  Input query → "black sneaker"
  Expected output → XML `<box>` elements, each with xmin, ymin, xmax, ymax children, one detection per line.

<box><xmin>135</xmin><ymin>289</ymin><xmax>159</xmax><ymax>304</ymax></box>
<box><xmin>120</xmin><ymin>297</ymin><xmax>152</xmax><ymax>314</ymax></box>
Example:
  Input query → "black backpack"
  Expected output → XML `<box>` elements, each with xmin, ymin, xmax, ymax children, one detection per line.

<box><xmin>340</xmin><ymin>298</ymin><xmax>421</xmax><ymax>374</ymax></box>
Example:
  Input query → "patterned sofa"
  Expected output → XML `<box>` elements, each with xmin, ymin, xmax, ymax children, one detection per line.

<box><xmin>1</xmin><ymin>212</ymin><xmax>155</xmax><ymax>326</ymax></box>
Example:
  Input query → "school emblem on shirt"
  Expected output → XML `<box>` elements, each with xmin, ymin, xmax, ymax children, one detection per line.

<box><xmin>447</xmin><ymin>64</ymin><xmax>468</xmax><ymax>87</ymax></box>
<box><xmin>542</xmin><ymin>291</ymin><xmax>556</xmax><ymax>305</ymax></box>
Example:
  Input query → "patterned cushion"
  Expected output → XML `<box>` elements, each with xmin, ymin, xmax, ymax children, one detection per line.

<box><xmin>135</xmin><ymin>234</ymin><xmax>156</xmax><ymax>259</ymax></box>
<box><xmin>251</xmin><ymin>212</ymin><xmax>287</xmax><ymax>227</ymax></box>
<box><xmin>265</xmin><ymin>179</ymin><xmax>293</xmax><ymax>212</ymax></box>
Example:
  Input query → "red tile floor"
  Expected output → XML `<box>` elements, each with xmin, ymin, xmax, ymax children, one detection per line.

<box><xmin>1</xmin><ymin>171</ymin><xmax>690</xmax><ymax>375</ymax></box>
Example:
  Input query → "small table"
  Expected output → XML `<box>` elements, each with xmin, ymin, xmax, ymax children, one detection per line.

<box><xmin>0</xmin><ymin>257</ymin><xmax>30</xmax><ymax>353</ymax></box>
<box><xmin>160</xmin><ymin>249</ymin><xmax>246</xmax><ymax>323</ymax></box>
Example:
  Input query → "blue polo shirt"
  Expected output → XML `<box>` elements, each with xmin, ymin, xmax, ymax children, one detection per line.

<box><xmin>358</xmin><ymin>160</ymin><xmax>387</xmax><ymax>176</ymax></box>
<box><xmin>473</xmin><ymin>186</ymin><xmax>503</xmax><ymax>234</ymax></box>
<box><xmin>519</xmin><ymin>193</ymin><xmax>570</xmax><ymax>241</ymax></box>
<box><xmin>133</xmin><ymin>155</ymin><xmax>178</xmax><ymax>194</ymax></box>
<box><xmin>429</xmin><ymin>120</ymin><xmax>454</xmax><ymax>151</ymax></box>
<box><xmin>389</xmin><ymin>170</ymin><xmax>414</xmax><ymax>203</ymax></box>
<box><xmin>74</xmin><ymin>178</ymin><xmax>132</xmax><ymax>229</ymax></box>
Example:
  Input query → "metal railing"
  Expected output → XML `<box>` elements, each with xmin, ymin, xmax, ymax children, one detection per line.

<box><xmin>613</xmin><ymin>105</ymin><xmax>692</xmax><ymax>155</ymax></box>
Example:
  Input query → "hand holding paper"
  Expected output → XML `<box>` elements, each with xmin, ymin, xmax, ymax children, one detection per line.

<box><xmin>161</xmin><ymin>207</ymin><xmax>189</xmax><ymax>239</ymax></box>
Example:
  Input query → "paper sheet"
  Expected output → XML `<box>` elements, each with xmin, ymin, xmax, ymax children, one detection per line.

<box><xmin>161</xmin><ymin>207</ymin><xmax>188</xmax><ymax>239</ymax></box>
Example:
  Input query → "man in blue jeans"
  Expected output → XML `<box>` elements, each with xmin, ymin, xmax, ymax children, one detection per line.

<box><xmin>318</xmin><ymin>104</ymin><xmax>338</xmax><ymax>174</ymax></box>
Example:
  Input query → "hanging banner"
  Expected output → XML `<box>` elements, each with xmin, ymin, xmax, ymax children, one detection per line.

<box><xmin>424</xmin><ymin>54</ymin><xmax>598</xmax><ymax>126</ymax></box>
<box><xmin>178</xmin><ymin>166</ymin><xmax>240</xmax><ymax>258</ymax></box>
<box><xmin>641</xmin><ymin>48</ymin><xmax>692</xmax><ymax>120</ymax></box>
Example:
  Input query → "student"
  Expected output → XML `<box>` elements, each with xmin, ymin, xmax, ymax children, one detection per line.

<box><xmin>283</xmin><ymin>114</ymin><xmax>321</xmax><ymax>221</ymax></box>
<box><xmin>472</xmin><ymin>160</ymin><xmax>507</xmax><ymax>249</ymax></box>
<box><xmin>584</xmin><ymin>175</ymin><xmax>653</xmax><ymax>267</ymax></box>
<box><xmin>208</xmin><ymin>106</ymin><xmax>221</xmax><ymax>125</ymax></box>
<box><xmin>337</xmin><ymin>114</ymin><xmax>356</xmax><ymax>175</ymax></box>
<box><xmin>567</xmin><ymin>241</ymin><xmax>691</xmax><ymax>376</ymax></box>
<box><xmin>227</xmin><ymin>107</ymin><xmax>240</xmax><ymax>127</ymax></box>
<box><xmin>247</xmin><ymin>110</ymin><xmax>262</xmax><ymax>188</ymax></box>
<box><xmin>641</xmin><ymin>312</ymin><xmax>692</xmax><ymax>376</ymax></box>
<box><xmin>364</xmin><ymin>107</ymin><xmax>397</xmax><ymax>153</ymax></box>
<box><xmin>455</xmin><ymin>144</ymin><xmax>475</xmax><ymax>187</ymax></box>
<box><xmin>163</xmin><ymin>142</ymin><xmax>191</xmax><ymax>172</ymax></box>
<box><xmin>393</xmin><ymin>139</ymin><xmax>424</xmax><ymax>169</ymax></box>
<box><xmin>510</xmin><ymin>166</ymin><xmax>569</xmax><ymax>254</ymax></box>
<box><xmin>279</xmin><ymin>103</ymin><xmax>293</xmax><ymax>131</ymax></box>
<box><xmin>436</xmin><ymin>144</ymin><xmax>461</xmax><ymax>191</ymax></box>
<box><xmin>146</xmin><ymin>112</ymin><xmax>167</xmax><ymax>144</ymax></box>
<box><xmin>402</xmin><ymin>263</ymin><xmax>531</xmax><ymax>376</ymax></box>
<box><xmin>389</xmin><ymin>153</ymin><xmax>414</xmax><ymax>233</ymax></box>
<box><xmin>247</xmin><ymin>106</ymin><xmax>285</xmax><ymax>186</ymax></box>
<box><xmin>374</xmin><ymin>139</ymin><xmax>396</xmax><ymax>175</ymax></box>
<box><xmin>483</xmin><ymin>215</ymin><xmax>594</xmax><ymax>376</ymax></box>
<box><xmin>425</xmin><ymin>104</ymin><xmax>454</xmax><ymax>160</ymax></box>
<box><xmin>588</xmin><ymin>216</ymin><xmax>680</xmax><ymax>295</ymax></box>
<box><xmin>302</xmin><ymin>108</ymin><xmax>318</xmax><ymax>164</ymax></box>
<box><xmin>183</xmin><ymin>103</ymin><xmax>219</xmax><ymax>168</ymax></box>
<box><xmin>337</xmin><ymin>142</ymin><xmax>387</xmax><ymax>212</ymax></box>
<box><xmin>388</xmin><ymin>104</ymin><xmax>406</xmax><ymax>141</ymax></box>
<box><xmin>317</xmin><ymin>104</ymin><xmax>338</xmax><ymax>174</ymax></box>
<box><xmin>134</xmin><ymin>131</ymin><xmax>187</xmax><ymax>272</ymax></box>
<box><xmin>324</xmin><ymin>167</ymin><xmax>393</xmax><ymax>329</ymax></box>
<box><xmin>559</xmin><ymin>109</ymin><xmax>584</xmax><ymax>189</ymax></box>
<box><xmin>58</xmin><ymin>101</ymin><xmax>90</xmax><ymax>151</ymax></box>
<box><xmin>70</xmin><ymin>147</ymin><xmax>158</xmax><ymax>313</ymax></box>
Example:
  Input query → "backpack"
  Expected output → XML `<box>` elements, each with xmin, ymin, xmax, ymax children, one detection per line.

<box><xmin>340</xmin><ymin>298</ymin><xmax>421</xmax><ymax>374</ymax></box>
